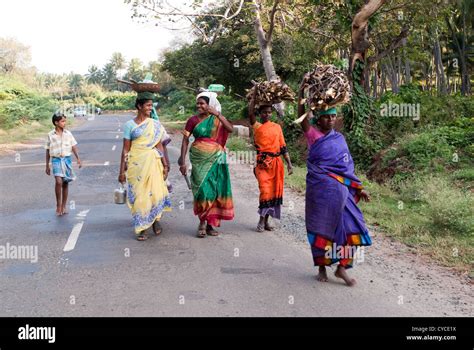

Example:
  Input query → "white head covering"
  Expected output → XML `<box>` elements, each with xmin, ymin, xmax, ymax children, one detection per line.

<box><xmin>196</xmin><ymin>91</ymin><xmax>222</xmax><ymax>113</ymax></box>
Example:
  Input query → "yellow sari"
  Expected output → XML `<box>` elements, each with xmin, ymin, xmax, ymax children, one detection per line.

<box><xmin>126</xmin><ymin>118</ymin><xmax>171</xmax><ymax>234</ymax></box>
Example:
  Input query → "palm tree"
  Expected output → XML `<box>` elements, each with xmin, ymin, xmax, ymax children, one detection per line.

<box><xmin>86</xmin><ymin>65</ymin><xmax>102</xmax><ymax>84</ymax></box>
<box><xmin>111</xmin><ymin>52</ymin><xmax>126</xmax><ymax>71</ymax></box>
<box><xmin>110</xmin><ymin>52</ymin><xmax>127</xmax><ymax>89</ymax></box>
<box><xmin>68</xmin><ymin>73</ymin><xmax>83</xmax><ymax>98</ymax></box>
<box><xmin>44</xmin><ymin>74</ymin><xmax>68</xmax><ymax>101</ymax></box>
<box><xmin>125</xmin><ymin>58</ymin><xmax>144</xmax><ymax>82</ymax></box>
<box><xmin>101</xmin><ymin>63</ymin><xmax>117</xmax><ymax>91</ymax></box>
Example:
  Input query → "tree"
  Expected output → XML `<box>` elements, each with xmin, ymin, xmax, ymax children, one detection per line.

<box><xmin>69</xmin><ymin>73</ymin><xmax>83</xmax><ymax>98</ymax></box>
<box><xmin>125</xmin><ymin>0</ymin><xmax>245</xmax><ymax>45</ymax></box>
<box><xmin>110</xmin><ymin>52</ymin><xmax>127</xmax><ymax>77</ymax></box>
<box><xmin>0</xmin><ymin>37</ymin><xmax>31</xmax><ymax>73</ymax></box>
<box><xmin>445</xmin><ymin>0</ymin><xmax>473</xmax><ymax>95</ymax></box>
<box><xmin>42</xmin><ymin>73</ymin><xmax>69</xmax><ymax>101</ymax></box>
<box><xmin>125</xmin><ymin>58</ymin><xmax>145</xmax><ymax>82</ymax></box>
<box><xmin>101</xmin><ymin>63</ymin><xmax>117</xmax><ymax>91</ymax></box>
<box><xmin>86</xmin><ymin>65</ymin><xmax>102</xmax><ymax>84</ymax></box>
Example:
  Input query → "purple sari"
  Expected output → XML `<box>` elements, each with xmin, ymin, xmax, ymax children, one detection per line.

<box><xmin>306</xmin><ymin>129</ymin><xmax>371</xmax><ymax>268</ymax></box>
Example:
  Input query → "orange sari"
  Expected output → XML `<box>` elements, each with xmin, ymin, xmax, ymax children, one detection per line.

<box><xmin>252</xmin><ymin>121</ymin><xmax>287</xmax><ymax>219</ymax></box>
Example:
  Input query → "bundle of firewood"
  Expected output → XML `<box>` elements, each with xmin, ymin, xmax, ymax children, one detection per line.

<box><xmin>305</xmin><ymin>64</ymin><xmax>350</xmax><ymax>110</ymax></box>
<box><xmin>294</xmin><ymin>64</ymin><xmax>350</xmax><ymax>123</ymax></box>
<box><xmin>246</xmin><ymin>79</ymin><xmax>295</xmax><ymax>108</ymax></box>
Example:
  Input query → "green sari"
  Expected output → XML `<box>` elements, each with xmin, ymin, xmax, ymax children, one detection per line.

<box><xmin>188</xmin><ymin>115</ymin><xmax>234</xmax><ymax>226</ymax></box>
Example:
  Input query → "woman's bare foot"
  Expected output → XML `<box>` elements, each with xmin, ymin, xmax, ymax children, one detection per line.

<box><xmin>56</xmin><ymin>207</ymin><xmax>62</xmax><ymax>216</ymax></box>
<box><xmin>61</xmin><ymin>206</ymin><xmax>68</xmax><ymax>215</ymax></box>
<box><xmin>206</xmin><ymin>224</ymin><xmax>219</xmax><ymax>236</ymax></box>
<box><xmin>335</xmin><ymin>265</ymin><xmax>356</xmax><ymax>286</ymax></box>
<box><xmin>316</xmin><ymin>266</ymin><xmax>328</xmax><ymax>282</ymax></box>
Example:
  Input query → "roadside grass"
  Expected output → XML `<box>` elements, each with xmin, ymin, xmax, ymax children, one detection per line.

<box><xmin>160</xmin><ymin>113</ymin><xmax>186</xmax><ymax>134</ymax></box>
<box><xmin>226</xmin><ymin>136</ymin><xmax>252</xmax><ymax>153</ymax></box>
<box><xmin>285</xmin><ymin>166</ymin><xmax>307</xmax><ymax>193</ymax></box>
<box><xmin>0</xmin><ymin>117</ymin><xmax>83</xmax><ymax>145</ymax></box>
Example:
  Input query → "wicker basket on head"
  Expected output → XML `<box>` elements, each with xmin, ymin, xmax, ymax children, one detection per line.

<box><xmin>117</xmin><ymin>79</ymin><xmax>160</xmax><ymax>93</ymax></box>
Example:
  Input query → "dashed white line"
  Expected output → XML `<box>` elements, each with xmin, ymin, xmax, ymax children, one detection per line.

<box><xmin>112</xmin><ymin>145</ymin><xmax>116</xmax><ymax>151</ymax></box>
<box><xmin>116</xmin><ymin>135</ymin><xmax>119</xmax><ymax>139</ymax></box>
<box><xmin>63</xmin><ymin>222</ymin><xmax>84</xmax><ymax>252</ymax></box>
<box><xmin>63</xmin><ymin>209</ymin><xmax>90</xmax><ymax>252</ymax></box>
<box><xmin>104</xmin><ymin>161</ymin><xmax>110</xmax><ymax>166</ymax></box>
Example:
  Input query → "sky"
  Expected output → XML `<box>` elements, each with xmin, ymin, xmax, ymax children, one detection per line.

<box><xmin>0</xmin><ymin>0</ymin><xmax>193</xmax><ymax>74</ymax></box>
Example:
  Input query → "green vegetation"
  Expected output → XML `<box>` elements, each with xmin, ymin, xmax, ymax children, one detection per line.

<box><xmin>226</xmin><ymin>136</ymin><xmax>252</xmax><ymax>153</ymax></box>
<box><xmin>0</xmin><ymin>75</ymin><xmax>57</xmax><ymax>130</ymax></box>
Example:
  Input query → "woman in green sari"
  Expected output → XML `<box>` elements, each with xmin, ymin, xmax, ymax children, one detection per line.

<box><xmin>178</xmin><ymin>92</ymin><xmax>234</xmax><ymax>238</ymax></box>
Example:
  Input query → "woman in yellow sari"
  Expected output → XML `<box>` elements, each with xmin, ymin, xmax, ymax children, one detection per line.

<box><xmin>118</xmin><ymin>92</ymin><xmax>171</xmax><ymax>241</ymax></box>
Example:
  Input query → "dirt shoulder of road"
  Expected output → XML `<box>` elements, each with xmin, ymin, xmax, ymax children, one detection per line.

<box><xmin>0</xmin><ymin>117</ymin><xmax>87</xmax><ymax>157</ymax></box>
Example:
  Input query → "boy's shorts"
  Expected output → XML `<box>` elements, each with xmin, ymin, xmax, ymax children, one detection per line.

<box><xmin>52</xmin><ymin>156</ymin><xmax>76</xmax><ymax>183</ymax></box>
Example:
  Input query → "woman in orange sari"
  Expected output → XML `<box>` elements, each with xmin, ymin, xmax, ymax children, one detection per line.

<box><xmin>248</xmin><ymin>89</ymin><xmax>293</xmax><ymax>232</ymax></box>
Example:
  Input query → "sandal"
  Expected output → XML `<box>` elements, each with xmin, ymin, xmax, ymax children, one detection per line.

<box><xmin>206</xmin><ymin>225</ymin><xmax>219</xmax><ymax>236</ymax></box>
<box><xmin>256</xmin><ymin>224</ymin><xmax>265</xmax><ymax>232</ymax></box>
<box><xmin>197</xmin><ymin>229</ymin><xmax>206</xmax><ymax>238</ymax></box>
<box><xmin>153</xmin><ymin>221</ymin><xmax>162</xmax><ymax>236</ymax></box>
<box><xmin>136</xmin><ymin>232</ymin><xmax>148</xmax><ymax>241</ymax></box>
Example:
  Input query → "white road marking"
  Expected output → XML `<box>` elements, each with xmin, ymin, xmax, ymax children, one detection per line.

<box><xmin>104</xmin><ymin>161</ymin><xmax>110</xmax><ymax>166</ymax></box>
<box><xmin>112</xmin><ymin>145</ymin><xmax>116</xmax><ymax>151</ymax></box>
<box><xmin>116</xmin><ymin>135</ymin><xmax>119</xmax><ymax>139</ymax></box>
<box><xmin>63</xmin><ymin>223</ymin><xmax>83</xmax><ymax>252</ymax></box>
<box><xmin>117</xmin><ymin>128</ymin><xmax>120</xmax><ymax>132</ymax></box>
<box><xmin>63</xmin><ymin>209</ymin><xmax>90</xmax><ymax>252</ymax></box>
<box><xmin>77</xmin><ymin>209</ymin><xmax>90</xmax><ymax>218</ymax></box>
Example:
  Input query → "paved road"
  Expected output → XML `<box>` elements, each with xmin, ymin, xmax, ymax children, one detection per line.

<box><xmin>0</xmin><ymin>114</ymin><xmax>472</xmax><ymax>316</ymax></box>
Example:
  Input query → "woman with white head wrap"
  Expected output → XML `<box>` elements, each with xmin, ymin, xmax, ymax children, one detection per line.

<box><xmin>196</xmin><ymin>91</ymin><xmax>222</xmax><ymax>113</ymax></box>
<box><xmin>178</xmin><ymin>91</ymin><xmax>235</xmax><ymax>238</ymax></box>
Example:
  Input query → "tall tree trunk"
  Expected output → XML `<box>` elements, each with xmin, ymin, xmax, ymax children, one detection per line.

<box><xmin>363</xmin><ymin>67</ymin><xmax>371</xmax><ymax>92</ymax></box>
<box><xmin>349</xmin><ymin>0</ymin><xmax>386</xmax><ymax>87</ymax></box>
<box><xmin>446</xmin><ymin>14</ymin><xmax>471</xmax><ymax>95</ymax></box>
<box><xmin>404</xmin><ymin>57</ymin><xmax>411</xmax><ymax>85</ymax></box>
<box><xmin>251</xmin><ymin>0</ymin><xmax>277</xmax><ymax>80</ymax></box>
<box><xmin>372</xmin><ymin>66</ymin><xmax>378</xmax><ymax>98</ymax></box>
<box><xmin>397</xmin><ymin>54</ymin><xmax>402</xmax><ymax>87</ymax></box>
<box><xmin>251</xmin><ymin>0</ymin><xmax>284</xmax><ymax>115</ymax></box>
<box><xmin>381</xmin><ymin>66</ymin><xmax>387</xmax><ymax>94</ymax></box>
<box><xmin>386</xmin><ymin>58</ymin><xmax>399</xmax><ymax>93</ymax></box>
<box><xmin>460</xmin><ymin>3</ymin><xmax>471</xmax><ymax>94</ymax></box>
<box><xmin>433</xmin><ymin>28</ymin><xmax>447</xmax><ymax>95</ymax></box>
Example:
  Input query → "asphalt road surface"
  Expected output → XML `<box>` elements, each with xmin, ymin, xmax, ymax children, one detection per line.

<box><xmin>0</xmin><ymin>114</ymin><xmax>472</xmax><ymax>317</ymax></box>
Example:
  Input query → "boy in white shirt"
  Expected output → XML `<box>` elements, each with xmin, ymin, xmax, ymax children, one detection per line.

<box><xmin>45</xmin><ymin>113</ymin><xmax>82</xmax><ymax>216</ymax></box>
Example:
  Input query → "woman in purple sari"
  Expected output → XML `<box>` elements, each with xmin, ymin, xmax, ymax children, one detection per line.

<box><xmin>298</xmin><ymin>75</ymin><xmax>372</xmax><ymax>286</ymax></box>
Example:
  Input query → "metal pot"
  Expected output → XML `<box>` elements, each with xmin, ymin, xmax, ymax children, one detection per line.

<box><xmin>114</xmin><ymin>184</ymin><xmax>126</xmax><ymax>204</ymax></box>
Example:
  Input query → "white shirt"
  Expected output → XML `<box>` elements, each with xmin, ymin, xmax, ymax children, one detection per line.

<box><xmin>45</xmin><ymin>129</ymin><xmax>77</xmax><ymax>158</ymax></box>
